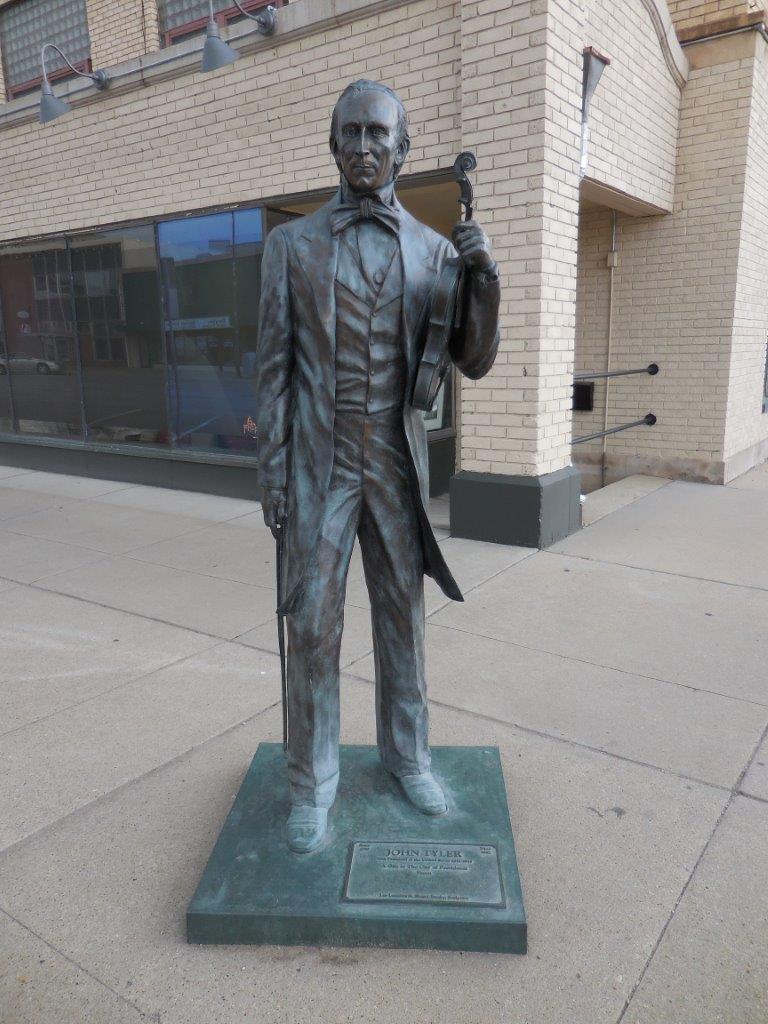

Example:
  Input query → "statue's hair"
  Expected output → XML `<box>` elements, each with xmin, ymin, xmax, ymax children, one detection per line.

<box><xmin>329</xmin><ymin>80</ymin><xmax>410</xmax><ymax>150</ymax></box>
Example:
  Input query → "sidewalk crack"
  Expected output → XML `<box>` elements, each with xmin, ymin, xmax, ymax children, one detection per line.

<box><xmin>616</xmin><ymin>719</ymin><xmax>768</xmax><ymax>1023</ymax></box>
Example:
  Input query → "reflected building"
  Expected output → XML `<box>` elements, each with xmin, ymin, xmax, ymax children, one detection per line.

<box><xmin>0</xmin><ymin>198</ymin><xmax>454</xmax><ymax>491</ymax></box>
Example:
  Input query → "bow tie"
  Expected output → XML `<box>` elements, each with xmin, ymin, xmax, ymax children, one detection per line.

<box><xmin>331</xmin><ymin>196</ymin><xmax>401</xmax><ymax>236</ymax></box>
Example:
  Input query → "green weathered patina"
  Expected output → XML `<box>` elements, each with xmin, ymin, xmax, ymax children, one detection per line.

<box><xmin>187</xmin><ymin>744</ymin><xmax>526</xmax><ymax>954</ymax></box>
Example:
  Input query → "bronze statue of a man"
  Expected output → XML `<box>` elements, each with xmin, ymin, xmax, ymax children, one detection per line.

<box><xmin>256</xmin><ymin>80</ymin><xmax>500</xmax><ymax>853</ymax></box>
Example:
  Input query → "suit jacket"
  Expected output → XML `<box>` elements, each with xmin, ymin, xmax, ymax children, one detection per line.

<box><xmin>255</xmin><ymin>190</ymin><xmax>500</xmax><ymax>614</ymax></box>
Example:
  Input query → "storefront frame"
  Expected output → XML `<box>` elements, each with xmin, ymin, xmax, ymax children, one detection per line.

<box><xmin>0</xmin><ymin>169</ymin><xmax>458</xmax><ymax>497</ymax></box>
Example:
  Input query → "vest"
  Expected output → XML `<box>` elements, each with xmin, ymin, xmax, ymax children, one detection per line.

<box><xmin>334</xmin><ymin>221</ymin><xmax>406</xmax><ymax>414</ymax></box>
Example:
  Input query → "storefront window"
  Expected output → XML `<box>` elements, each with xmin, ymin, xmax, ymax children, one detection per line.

<box><xmin>0</xmin><ymin>294</ymin><xmax>13</xmax><ymax>433</ymax></box>
<box><xmin>158</xmin><ymin>208</ymin><xmax>264</xmax><ymax>454</ymax></box>
<box><xmin>0</xmin><ymin>240</ymin><xmax>83</xmax><ymax>439</ymax></box>
<box><xmin>423</xmin><ymin>374</ymin><xmax>453</xmax><ymax>434</ymax></box>
<box><xmin>234</xmin><ymin>207</ymin><xmax>265</xmax><ymax>446</ymax></box>
<box><xmin>70</xmin><ymin>226</ymin><xmax>168</xmax><ymax>446</ymax></box>
<box><xmin>0</xmin><ymin>195</ymin><xmax>455</xmax><ymax>465</ymax></box>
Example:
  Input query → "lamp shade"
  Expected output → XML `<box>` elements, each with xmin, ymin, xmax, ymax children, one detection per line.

<box><xmin>202</xmin><ymin>23</ymin><xmax>239</xmax><ymax>72</ymax></box>
<box><xmin>39</xmin><ymin>80</ymin><xmax>71</xmax><ymax>123</ymax></box>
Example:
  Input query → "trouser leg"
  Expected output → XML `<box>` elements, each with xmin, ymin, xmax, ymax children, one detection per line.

<box><xmin>286</xmin><ymin>447</ymin><xmax>360</xmax><ymax>808</ymax></box>
<box><xmin>358</xmin><ymin>415</ymin><xmax>430</xmax><ymax>778</ymax></box>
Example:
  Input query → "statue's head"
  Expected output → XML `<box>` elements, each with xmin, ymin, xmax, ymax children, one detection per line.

<box><xmin>330</xmin><ymin>80</ymin><xmax>411</xmax><ymax>193</ymax></box>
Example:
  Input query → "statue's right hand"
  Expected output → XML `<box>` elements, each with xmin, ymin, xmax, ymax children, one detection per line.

<box><xmin>261</xmin><ymin>487</ymin><xmax>287</xmax><ymax>539</ymax></box>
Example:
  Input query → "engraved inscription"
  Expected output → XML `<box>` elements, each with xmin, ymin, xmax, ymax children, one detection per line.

<box><xmin>344</xmin><ymin>842</ymin><xmax>504</xmax><ymax>907</ymax></box>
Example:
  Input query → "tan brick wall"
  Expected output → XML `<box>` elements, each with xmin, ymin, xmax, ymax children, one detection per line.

<box><xmin>458</xmin><ymin>0</ymin><xmax>583</xmax><ymax>479</ymax></box>
<box><xmin>667</xmin><ymin>0</ymin><xmax>761</xmax><ymax>33</ymax></box>
<box><xmin>573</xmin><ymin>206</ymin><xmax>612</xmax><ymax>461</ymax></box>
<box><xmin>724</xmin><ymin>39</ymin><xmax>768</xmax><ymax>469</ymax></box>
<box><xmin>584</xmin><ymin>0</ymin><xmax>682</xmax><ymax>211</ymax></box>
<box><xmin>573</xmin><ymin>51</ymin><xmax>757</xmax><ymax>483</ymax></box>
<box><xmin>86</xmin><ymin>0</ymin><xmax>161</xmax><ymax>68</ymax></box>
<box><xmin>0</xmin><ymin>1</ymin><xmax>461</xmax><ymax>238</ymax></box>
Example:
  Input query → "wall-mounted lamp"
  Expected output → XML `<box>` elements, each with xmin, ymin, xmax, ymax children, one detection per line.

<box><xmin>39</xmin><ymin>43</ymin><xmax>110</xmax><ymax>124</ymax></box>
<box><xmin>202</xmin><ymin>1</ymin><xmax>277</xmax><ymax>73</ymax></box>
<box><xmin>580</xmin><ymin>46</ymin><xmax>610</xmax><ymax>177</ymax></box>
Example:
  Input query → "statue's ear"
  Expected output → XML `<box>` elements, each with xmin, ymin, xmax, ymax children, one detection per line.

<box><xmin>330</xmin><ymin>132</ymin><xmax>343</xmax><ymax>173</ymax></box>
<box><xmin>393</xmin><ymin>135</ymin><xmax>411</xmax><ymax>179</ymax></box>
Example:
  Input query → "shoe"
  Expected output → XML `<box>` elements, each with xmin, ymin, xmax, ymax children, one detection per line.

<box><xmin>398</xmin><ymin>771</ymin><xmax>448</xmax><ymax>815</ymax></box>
<box><xmin>287</xmin><ymin>805</ymin><xmax>328</xmax><ymax>853</ymax></box>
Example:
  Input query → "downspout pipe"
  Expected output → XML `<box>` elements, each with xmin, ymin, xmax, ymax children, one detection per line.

<box><xmin>601</xmin><ymin>210</ymin><xmax>618</xmax><ymax>488</ymax></box>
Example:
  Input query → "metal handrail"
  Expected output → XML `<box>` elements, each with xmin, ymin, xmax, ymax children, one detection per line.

<box><xmin>573</xmin><ymin>413</ymin><xmax>657</xmax><ymax>445</ymax></box>
<box><xmin>574</xmin><ymin>362</ymin><xmax>659</xmax><ymax>382</ymax></box>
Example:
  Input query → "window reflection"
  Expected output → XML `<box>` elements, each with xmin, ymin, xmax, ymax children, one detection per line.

<box><xmin>0</xmin><ymin>200</ymin><xmax>456</xmax><ymax>460</ymax></box>
<box><xmin>158</xmin><ymin>209</ymin><xmax>264</xmax><ymax>454</ymax></box>
<box><xmin>0</xmin><ymin>240</ymin><xmax>83</xmax><ymax>438</ymax></box>
<box><xmin>423</xmin><ymin>374</ymin><xmax>453</xmax><ymax>434</ymax></box>
<box><xmin>70</xmin><ymin>226</ymin><xmax>167</xmax><ymax>446</ymax></box>
<box><xmin>0</xmin><ymin>301</ymin><xmax>13</xmax><ymax>433</ymax></box>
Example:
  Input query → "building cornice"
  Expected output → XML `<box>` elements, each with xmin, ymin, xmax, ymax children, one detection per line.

<box><xmin>676</xmin><ymin>9</ymin><xmax>767</xmax><ymax>45</ymax></box>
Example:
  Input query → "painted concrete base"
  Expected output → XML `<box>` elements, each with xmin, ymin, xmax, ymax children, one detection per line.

<box><xmin>450</xmin><ymin>466</ymin><xmax>581</xmax><ymax>548</ymax></box>
<box><xmin>187</xmin><ymin>744</ymin><xmax>527</xmax><ymax>953</ymax></box>
<box><xmin>0</xmin><ymin>434</ymin><xmax>453</xmax><ymax>500</ymax></box>
<box><xmin>573</xmin><ymin>444</ymin><xmax>768</xmax><ymax>489</ymax></box>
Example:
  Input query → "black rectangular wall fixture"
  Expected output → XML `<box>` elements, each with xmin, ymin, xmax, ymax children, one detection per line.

<box><xmin>572</xmin><ymin>381</ymin><xmax>594</xmax><ymax>412</ymax></box>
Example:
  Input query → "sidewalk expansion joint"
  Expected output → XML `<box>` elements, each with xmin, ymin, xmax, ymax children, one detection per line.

<box><xmin>581</xmin><ymin>478</ymin><xmax>673</xmax><ymax>528</ymax></box>
<box><xmin>0</xmin><ymin>700</ymin><xmax>281</xmax><ymax>861</ymax></box>
<box><xmin>341</xmin><ymin>669</ymin><xmax>736</xmax><ymax>798</ymax></box>
<box><xmin>0</xmin><ymin>507</ymin><xmax>246</xmax><ymax>561</ymax></box>
<box><xmin>10</xmin><ymin>577</ymin><xmax>276</xmax><ymax>645</ymax></box>
<box><xmin>0</xmin><ymin>905</ymin><xmax>148</xmax><ymax>1021</ymax></box>
<box><xmin>615</xmin><ymin>718</ymin><xmax>768</xmax><ymax>1024</ymax></box>
<box><xmin>541</xmin><ymin>547</ymin><xmax>768</xmax><ymax>595</ymax></box>
<box><xmin>736</xmin><ymin>789</ymin><xmax>768</xmax><ymax>806</ymax></box>
<box><xmin>0</xmin><ymin>638</ymin><xmax>230</xmax><ymax>741</ymax></box>
<box><xmin>118</xmin><ymin>549</ymin><xmax>281</xmax><ymax>590</ymax></box>
<box><xmin>425</xmin><ymin>619</ymin><xmax>768</xmax><ymax>710</ymax></box>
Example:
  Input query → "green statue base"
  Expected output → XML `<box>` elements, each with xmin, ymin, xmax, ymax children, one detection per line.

<box><xmin>187</xmin><ymin>744</ymin><xmax>527</xmax><ymax>954</ymax></box>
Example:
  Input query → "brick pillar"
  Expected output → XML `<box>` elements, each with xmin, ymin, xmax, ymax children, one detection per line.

<box><xmin>451</xmin><ymin>0</ymin><xmax>584</xmax><ymax>547</ymax></box>
<box><xmin>85</xmin><ymin>0</ymin><xmax>161</xmax><ymax>69</ymax></box>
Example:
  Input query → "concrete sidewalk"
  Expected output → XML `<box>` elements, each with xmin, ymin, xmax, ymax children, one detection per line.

<box><xmin>0</xmin><ymin>463</ymin><xmax>766</xmax><ymax>1024</ymax></box>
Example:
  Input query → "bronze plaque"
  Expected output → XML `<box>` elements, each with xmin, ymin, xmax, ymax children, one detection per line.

<box><xmin>343</xmin><ymin>841</ymin><xmax>504</xmax><ymax>907</ymax></box>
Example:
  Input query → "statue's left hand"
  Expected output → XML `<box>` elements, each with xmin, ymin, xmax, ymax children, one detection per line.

<box><xmin>262</xmin><ymin>486</ymin><xmax>287</xmax><ymax>540</ymax></box>
<box><xmin>452</xmin><ymin>220</ymin><xmax>495</xmax><ymax>272</ymax></box>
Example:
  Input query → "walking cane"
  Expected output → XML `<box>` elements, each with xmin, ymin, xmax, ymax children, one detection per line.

<box><xmin>275</xmin><ymin>524</ymin><xmax>289</xmax><ymax>753</ymax></box>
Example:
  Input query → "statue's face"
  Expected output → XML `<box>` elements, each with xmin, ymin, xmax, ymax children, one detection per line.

<box><xmin>331</xmin><ymin>90</ymin><xmax>409</xmax><ymax>192</ymax></box>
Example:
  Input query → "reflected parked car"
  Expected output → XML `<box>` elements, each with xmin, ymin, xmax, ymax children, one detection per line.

<box><xmin>0</xmin><ymin>353</ymin><xmax>63</xmax><ymax>374</ymax></box>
